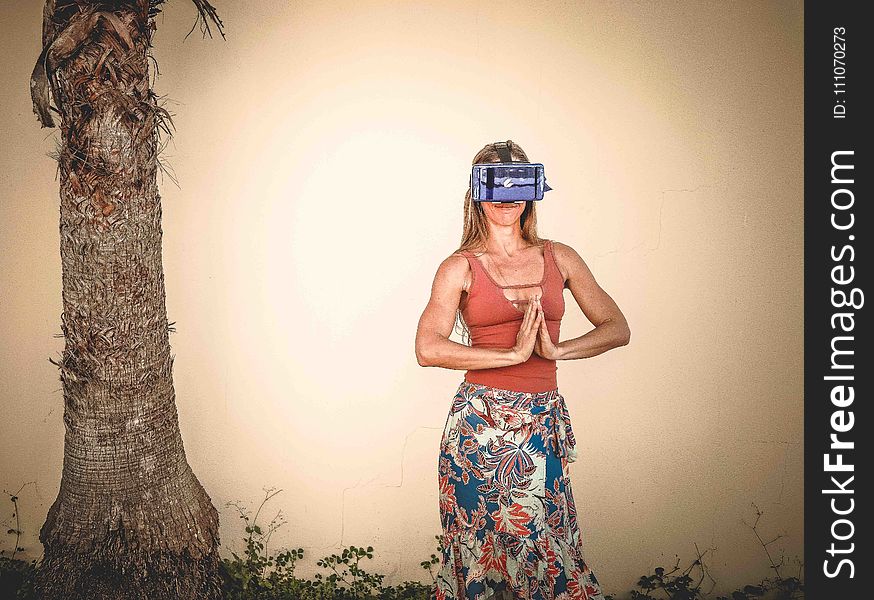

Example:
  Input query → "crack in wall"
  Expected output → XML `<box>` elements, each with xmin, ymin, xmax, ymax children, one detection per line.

<box><xmin>338</xmin><ymin>474</ymin><xmax>379</xmax><ymax>548</ymax></box>
<box><xmin>338</xmin><ymin>425</ymin><xmax>442</xmax><ymax>548</ymax></box>
<box><xmin>385</xmin><ymin>426</ymin><xmax>443</xmax><ymax>490</ymax></box>
<box><xmin>594</xmin><ymin>176</ymin><xmax>728</xmax><ymax>258</ymax></box>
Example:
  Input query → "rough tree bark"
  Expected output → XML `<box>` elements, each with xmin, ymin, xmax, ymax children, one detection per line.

<box><xmin>29</xmin><ymin>1</ymin><xmax>225</xmax><ymax>598</ymax></box>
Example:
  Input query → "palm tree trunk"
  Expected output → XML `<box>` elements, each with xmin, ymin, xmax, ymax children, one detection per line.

<box><xmin>30</xmin><ymin>1</ymin><xmax>225</xmax><ymax>597</ymax></box>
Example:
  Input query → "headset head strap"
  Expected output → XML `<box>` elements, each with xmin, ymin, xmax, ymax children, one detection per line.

<box><xmin>493</xmin><ymin>140</ymin><xmax>515</xmax><ymax>163</ymax></box>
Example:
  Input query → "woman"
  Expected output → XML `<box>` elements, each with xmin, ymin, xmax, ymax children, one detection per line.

<box><xmin>415</xmin><ymin>140</ymin><xmax>631</xmax><ymax>600</ymax></box>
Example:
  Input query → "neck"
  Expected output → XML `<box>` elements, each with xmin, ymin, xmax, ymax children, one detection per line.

<box><xmin>484</xmin><ymin>224</ymin><xmax>529</xmax><ymax>257</ymax></box>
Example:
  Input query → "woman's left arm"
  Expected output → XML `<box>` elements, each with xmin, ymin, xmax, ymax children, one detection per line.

<box><xmin>534</xmin><ymin>241</ymin><xmax>631</xmax><ymax>360</ymax></box>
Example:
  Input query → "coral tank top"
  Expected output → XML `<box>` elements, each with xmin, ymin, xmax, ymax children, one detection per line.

<box><xmin>458</xmin><ymin>239</ymin><xmax>565</xmax><ymax>393</ymax></box>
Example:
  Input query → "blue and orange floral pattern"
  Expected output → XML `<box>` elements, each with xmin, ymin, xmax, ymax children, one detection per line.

<box><xmin>432</xmin><ymin>381</ymin><xmax>606</xmax><ymax>600</ymax></box>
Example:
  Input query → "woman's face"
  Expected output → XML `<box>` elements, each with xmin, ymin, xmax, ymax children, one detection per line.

<box><xmin>480</xmin><ymin>200</ymin><xmax>525</xmax><ymax>227</ymax></box>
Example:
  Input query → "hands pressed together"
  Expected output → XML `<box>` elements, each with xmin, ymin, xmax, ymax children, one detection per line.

<box><xmin>512</xmin><ymin>295</ymin><xmax>561</xmax><ymax>363</ymax></box>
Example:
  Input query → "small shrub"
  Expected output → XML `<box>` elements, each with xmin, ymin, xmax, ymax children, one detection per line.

<box><xmin>0</xmin><ymin>485</ymin><xmax>803</xmax><ymax>600</ymax></box>
<box><xmin>1</xmin><ymin>486</ymin><xmax>36</xmax><ymax>600</ymax></box>
<box><xmin>219</xmin><ymin>488</ymin><xmax>432</xmax><ymax>599</ymax></box>
<box><xmin>627</xmin><ymin>503</ymin><xmax>803</xmax><ymax>600</ymax></box>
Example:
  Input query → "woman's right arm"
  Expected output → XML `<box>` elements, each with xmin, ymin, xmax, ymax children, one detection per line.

<box><xmin>415</xmin><ymin>254</ymin><xmax>542</xmax><ymax>370</ymax></box>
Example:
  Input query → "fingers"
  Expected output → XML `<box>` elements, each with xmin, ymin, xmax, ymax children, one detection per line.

<box><xmin>529</xmin><ymin>299</ymin><xmax>542</xmax><ymax>333</ymax></box>
<box><xmin>517</xmin><ymin>296</ymin><xmax>547</xmax><ymax>360</ymax></box>
<box><xmin>527</xmin><ymin>303</ymin><xmax>543</xmax><ymax>341</ymax></box>
<box><xmin>518</xmin><ymin>295</ymin><xmax>544</xmax><ymax>346</ymax></box>
<box><xmin>533</xmin><ymin>298</ymin><xmax>546</xmax><ymax>338</ymax></box>
<box><xmin>522</xmin><ymin>301</ymin><xmax>538</xmax><ymax>331</ymax></box>
<box><xmin>519</xmin><ymin>297</ymin><xmax>535</xmax><ymax>331</ymax></box>
<box><xmin>526</xmin><ymin>294</ymin><xmax>537</xmax><ymax>321</ymax></box>
<box><xmin>537</xmin><ymin>307</ymin><xmax>550</xmax><ymax>340</ymax></box>
<box><xmin>515</xmin><ymin>299</ymin><xmax>536</xmax><ymax>354</ymax></box>
<box><xmin>529</xmin><ymin>296</ymin><xmax>547</xmax><ymax>358</ymax></box>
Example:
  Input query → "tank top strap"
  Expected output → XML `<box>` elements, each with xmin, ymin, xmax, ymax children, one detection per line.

<box><xmin>456</xmin><ymin>248</ymin><xmax>477</xmax><ymax>266</ymax></box>
<box><xmin>457</xmin><ymin>249</ymin><xmax>483</xmax><ymax>265</ymax></box>
<box><xmin>543</xmin><ymin>239</ymin><xmax>563</xmax><ymax>287</ymax></box>
<box><xmin>544</xmin><ymin>239</ymin><xmax>556</xmax><ymax>277</ymax></box>
<box><xmin>456</xmin><ymin>249</ymin><xmax>480</xmax><ymax>293</ymax></box>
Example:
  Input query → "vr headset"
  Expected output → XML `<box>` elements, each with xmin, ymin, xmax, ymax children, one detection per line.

<box><xmin>470</xmin><ymin>140</ymin><xmax>553</xmax><ymax>203</ymax></box>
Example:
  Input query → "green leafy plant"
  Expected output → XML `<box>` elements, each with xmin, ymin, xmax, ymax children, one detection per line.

<box><xmin>0</xmin><ymin>485</ymin><xmax>804</xmax><ymax>600</ymax></box>
<box><xmin>218</xmin><ymin>488</ymin><xmax>432</xmax><ymax>599</ymax></box>
<box><xmin>220</xmin><ymin>487</ymin><xmax>309</xmax><ymax>599</ymax></box>
<box><xmin>420</xmin><ymin>534</ymin><xmax>444</xmax><ymax>582</ymax></box>
<box><xmin>314</xmin><ymin>545</ymin><xmax>383</xmax><ymax>597</ymax></box>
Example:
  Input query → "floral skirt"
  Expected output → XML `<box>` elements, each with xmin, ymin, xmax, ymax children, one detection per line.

<box><xmin>432</xmin><ymin>381</ymin><xmax>606</xmax><ymax>600</ymax></box>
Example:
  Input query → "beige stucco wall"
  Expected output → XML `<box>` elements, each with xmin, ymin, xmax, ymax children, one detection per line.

<box><xmin>0</xmin><ymin>1</ymin><xmax>803</xmax><ymax>595</ymax></box>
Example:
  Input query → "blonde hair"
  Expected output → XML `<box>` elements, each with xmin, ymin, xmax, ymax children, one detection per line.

<box><xmin>454</xmin><ymin>140</ymin><xmax>544</xmax><ymax>344</ymax></box>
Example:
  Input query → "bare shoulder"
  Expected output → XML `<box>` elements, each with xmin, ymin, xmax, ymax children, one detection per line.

<box><xmin>439</xmin><ymin>251</ymin><xmax>471</xmax><ymax>275</ymax></box>
<box><xmin>549</xmin><ymin>240</ymin><xmax>585</xmax><ymax>279</ymax></box>
<box><xmin>432</xmin><ymin>251</ymin><xmax>472</xmax><ymax>293</ymax></box>
<box><xmin>550</xmin><ymin>239</ymin><xmax>599</xmax><ymax>289</ymax></box>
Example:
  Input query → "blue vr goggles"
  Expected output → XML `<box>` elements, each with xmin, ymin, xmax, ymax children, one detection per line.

<box><xmin>470</xmin><ymin>140</ymin><xmax>553</xmax><ymax>202</ymax></box>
